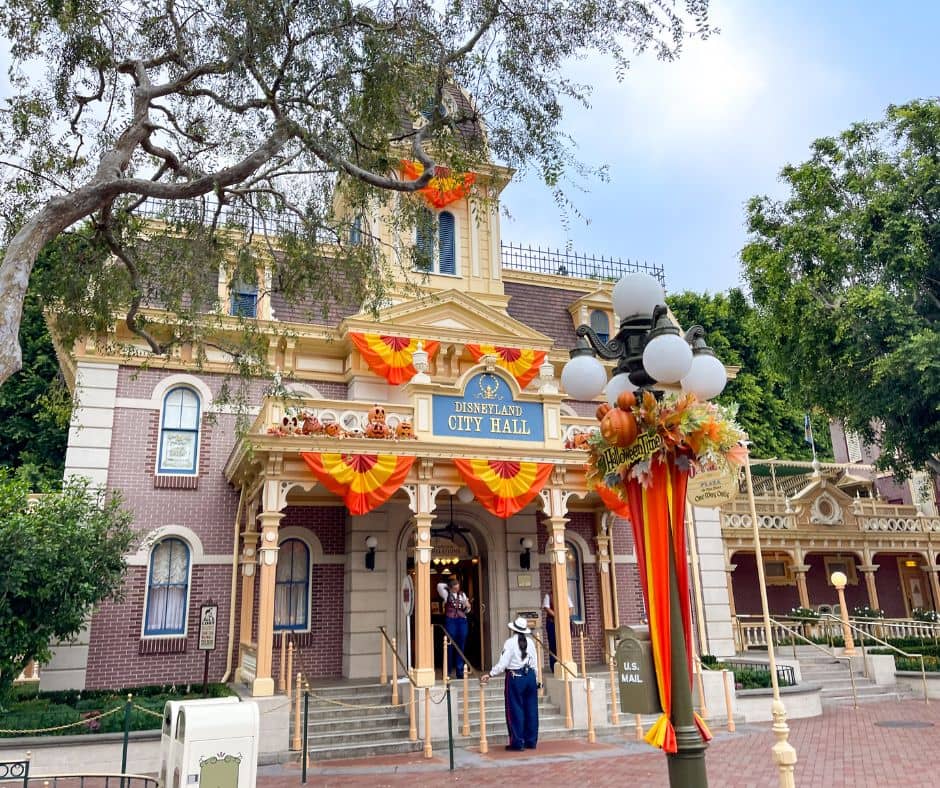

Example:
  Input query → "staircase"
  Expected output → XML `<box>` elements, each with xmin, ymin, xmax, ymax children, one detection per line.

<box><xmin>790</xmin><ymin>646</ymin><xmax>909</xmax><ymax>706</ymax></box>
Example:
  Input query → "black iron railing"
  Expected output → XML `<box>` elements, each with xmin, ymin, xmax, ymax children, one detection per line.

<box><xmin>724</xmin><ymin>659</ymin><xmax>796</xmax><ymax>687</ymax></box>
<box><xmin>500</xmin><ymin>242</ymin><xmax>665</xmax><ymax>285</ymax></box>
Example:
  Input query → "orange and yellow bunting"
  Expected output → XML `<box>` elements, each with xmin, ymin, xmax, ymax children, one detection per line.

<box><xmin>301</xmin><ymin>452</ymin><xmax>415</xmax><ymax>516</ymax></box>
<box><xmin>596</xmin><ymin>484</ymin><xmax>631</xmax><ymax>519</ymax></box>
<box><xmin>400</xmin><ymin>160</ymin><xmax>477</xmax><ymax>209</ymax></box>
<box><xmin>350</xmin><ymin>333</ymin><xmax>440</xmax><ymax>385</ymax></box>
<box><xmin>465</xmin><ymin>344</ymin><xmax>547</xmax><ymax>389</ymax></box>
<box><xmin>453</xmin><ymin>459</ymin><xmax>553</xmax><ymax>519</ymax></box>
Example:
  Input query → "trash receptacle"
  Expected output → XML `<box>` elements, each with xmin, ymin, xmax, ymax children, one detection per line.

<box><xmin>165</xmin><ymin>701</ymin><xmax>259</xmax><ymax>788</ymax></box>
<box><xmin>159</xmin><ymin>697</ymin><xmax>241</xmax><ymax>788</ymax></box>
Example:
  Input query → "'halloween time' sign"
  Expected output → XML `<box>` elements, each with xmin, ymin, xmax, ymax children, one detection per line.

<box><xmin>432</xmin><ymin>373</ymin><xmax>544</xmax><ymax>442</ymax></box>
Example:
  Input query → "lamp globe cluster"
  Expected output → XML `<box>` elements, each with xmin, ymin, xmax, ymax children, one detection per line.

<box><xmin>561</xmin><ymin>271</ymin><xmax>727</xmax><ymax>402</ymax></box>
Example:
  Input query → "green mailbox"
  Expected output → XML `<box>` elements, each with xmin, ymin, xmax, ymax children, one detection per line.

<box><xmin>615</xmin><ymin>628</ymin><xmax>662</xmax><ymax>715</ymax></box>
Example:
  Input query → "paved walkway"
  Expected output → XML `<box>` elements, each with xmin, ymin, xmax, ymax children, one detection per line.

<box><xmin>258</xmin><ymin>700</ymin><xmax>940</xmax><ymax>787</ymax></box>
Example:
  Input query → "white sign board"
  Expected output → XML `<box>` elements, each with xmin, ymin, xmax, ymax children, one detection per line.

<box><xmin>687</xmin><ymin>468</ymin><xmax>739</xmax><ymax>508</ymax></box>
<box><xmin>199</xmin><ymin>605</ymin><xmax>218</xmax><ymax>651</ymax></box>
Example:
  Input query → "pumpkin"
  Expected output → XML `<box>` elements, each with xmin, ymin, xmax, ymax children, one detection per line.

<box><xmin>369</xmin><ymin>404</ymin><xmax>387</xmax><ymax>424</ymax></box>
<box><xmin>365</xmin><ymin>421</ymin><xmax>389</xmax><ymax>439</ymax></box>
<box><xmin>301</xmin><ymin>414</ymin><xmax>321</xmax><ymax>435</ymax></box>
<box><xmin>616</xmin><ymin>390</ymin><xmax>638</xmax><ymax>411</ymax></box>
<box><xmin>396</xmin><ymin>420</ymin><xmax>415</xmax><ymax>439</ymax></box>
<box><xmin>596</xmin><ymin>403</ymin><xmax>611</xmax><ymax>422</ymax></box>
<box><xmin>601</xmin><ymin>408</ymin><xmax>638</xmax><ymax>448</ymax></box>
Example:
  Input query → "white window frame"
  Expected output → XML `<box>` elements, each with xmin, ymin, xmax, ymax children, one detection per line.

<box><xmin>157</xmin><ymin>386</ymin><xmax>201</xmax><ymax>476</ymax></box>
<box><xmin>274</xmin><ymin>537</ymin><xmax>313</xmax><ymax>633</ymax></box>
<box><xmin>141</xmin><ymin>537</ymin><xmax>193</xmax><ymax>638</ymax></box>
<box><xmin>413</xmin><ymin>209</ymin><xmax>461</xmax><ymax>277</ymax></box>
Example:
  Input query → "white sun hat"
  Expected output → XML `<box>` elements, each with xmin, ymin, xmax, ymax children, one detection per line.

<box><xmin>508</xmin><ymin>616</ymin><xmax>531</xmax><ymax>635</ymax></box>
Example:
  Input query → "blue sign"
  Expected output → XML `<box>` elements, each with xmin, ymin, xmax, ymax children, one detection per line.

<box><xmin>432</xmin><ymin>373</ymin><xmax>544</xmax><ymax>442</ymax></box>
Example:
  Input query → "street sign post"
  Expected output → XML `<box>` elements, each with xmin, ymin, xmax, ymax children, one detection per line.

<box><xmin>199</xmin><ymin>603</ymin><xmax>218</xmax><ymax>697</ymax></box>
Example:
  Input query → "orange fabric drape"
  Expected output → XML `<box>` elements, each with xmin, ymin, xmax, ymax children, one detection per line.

<box><xmin>301</xmin><ymin>452</ymin><xmax>415</xmax><ymax>516</ymax></box>
<box><xmin>596</xmin><ymin>484</ymin><xmax>631</xmax><ymax>519</ymax></box>
<box><xmin>453</xmin><ymin>459</ymin><xmax>554</xmax><ymax>519</ymax></box>
<box><xmin>400</xmin><ymin>160</ymin><xmax>477</xmax><ymax>209</ymax></box>
<box><xmin>465</xmin><ymin>344</ymin><xmax>548</xmax><ymax>389</ymax></box>
<box><xmin>349</xmin><ymin>333</ymin><xmax>440</xmax><ymax>385</ymax></box>
<box><xmin>622</xmin><ymin>454</ymin><xmax>711</xmax><ymax>753</ymax></box>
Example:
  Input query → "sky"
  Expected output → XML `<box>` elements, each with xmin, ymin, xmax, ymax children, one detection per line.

<box><xmin>499</xmin><ymin>0</ymin><xmax>940</xmax><ymax>294</ymax></box>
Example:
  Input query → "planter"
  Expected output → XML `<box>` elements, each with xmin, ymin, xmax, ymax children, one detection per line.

<box><xmin>895</xmin><ymin>670</ymin><xmax>940</xmax><ymax>700</ymax></box>
<box><xmin>733</xmin><ymin>683</ymin><xmax>823</xmax><ymax>723</ymax></box>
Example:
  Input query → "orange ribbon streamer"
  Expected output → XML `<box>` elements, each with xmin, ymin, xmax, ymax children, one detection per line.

<box><xmin>465</xmin><ymin>344</ymin><xmax>548</xmax><ymax>389</ymax></box>
<box><xmin>401</xmin><ymin>160</ymin><xmax>477</xmax><ymax>209</ymax></box>
<box><xmin>620</xmin><ymin>455</ymin><xmax>712</xmax><ymax>753</ymax></box>
<box><xmin>453</xmin><ymin>459</ymin><xmax>554</xmax><ymax>519</ymax></box>
<box><xmin>596</xmin><ymin>484</ymin><xmax>631</xmax><ymax>519</ymax></box>
<box><xmin>301</xmin><ymin>452</ymin><xmax>415</xmax><ymax>516</ymax></box>
<box><xmin>349</xmin><ymin>333</ymin><xmax>440</xmax><ymax>385</ymax></box>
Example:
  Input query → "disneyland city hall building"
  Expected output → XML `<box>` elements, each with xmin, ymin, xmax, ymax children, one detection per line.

<box><xmin>37</xmin><ymin>158</ymin><xmax>940</xmax><ymax>756</ymax></box>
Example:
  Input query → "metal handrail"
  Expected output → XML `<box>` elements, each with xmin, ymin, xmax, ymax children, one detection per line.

<box><xmin>765</xmin><ymin>616</ymin><xmax>859</xmax><ymax>709</ymax></box>
<box><xmin>14</xmin><ymin>776</ymin><xmax>158</xmax><ymax>788</ymax></box>
<box><xmin>377</xmin><ymin>625</ymin><xmax>419</xmax><ymax>687</ymax></box>
<box><xmin>819</xmin><ymin>614</ymin><xmax>929</xmax><ymax>703</ymax></box>
<box><xmin>529</xmin><ymin>632</ymin><xmax>579</xmax><ymax>682</ymax></box>
<box><xmin>431</xmin><ymin>623</ymin><xmax>481</xmax><ymax>678</ymax></box>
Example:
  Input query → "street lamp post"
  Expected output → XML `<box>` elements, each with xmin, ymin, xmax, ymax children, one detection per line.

<box><xmin>561</xmin><ymin>272</ymin><xmax>727</xmax><ymax>788</ymax></box>
<box><xmin>831</xmin><ymin>571</ymin><xmax>856</xmax><ymax>655</ymax></box>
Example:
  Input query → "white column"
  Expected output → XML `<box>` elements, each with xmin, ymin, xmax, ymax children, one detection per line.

<box><xmin>64</xmin><ymin>361</ymin><xmax>119</xmax><ymax>488</ymax></box>
<box><xmin>693</xmin><ymin>506</ymin><xmax>736</xmax><ymax>657</ymax></box>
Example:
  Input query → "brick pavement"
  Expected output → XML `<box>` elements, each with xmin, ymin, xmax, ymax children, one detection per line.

<box><xmin>258</xmin><ymin>700</ymin><xmax>940</xmax><ymax>787</ymax></box>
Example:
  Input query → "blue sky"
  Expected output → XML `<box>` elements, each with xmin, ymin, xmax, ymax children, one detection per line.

<box><xmin>500</xmin><ymin>0</ymin><xmax>940</xmax><ymax>294</ymax></box>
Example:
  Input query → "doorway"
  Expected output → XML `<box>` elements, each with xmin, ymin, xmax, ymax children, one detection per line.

<box><xmin>898</xmin><ymin>557</ymin><xmax>931</xmax><ymax>616</ymax></box>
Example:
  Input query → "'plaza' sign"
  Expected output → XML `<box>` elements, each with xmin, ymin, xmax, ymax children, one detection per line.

<box><xmin>687</xmin><ymin>467</ymin><xmax>739</xmax><ymax>508</ymax></box>
<box><xmin>432</xmin><ymin>373</ymin><xmax>544</xmax><ymax>442</ymax></box>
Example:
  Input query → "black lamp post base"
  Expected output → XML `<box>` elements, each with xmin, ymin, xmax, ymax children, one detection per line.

<box><xmin>666</xmin><ymin>723</ymin><xmax>709</xmax><ymax>787</ymax></box>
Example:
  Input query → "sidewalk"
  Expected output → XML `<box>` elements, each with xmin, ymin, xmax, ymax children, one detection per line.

<box><xmin>258</xmin><ymin>699</ymin><xmax>940</xmax><ymax>787</ymax></box>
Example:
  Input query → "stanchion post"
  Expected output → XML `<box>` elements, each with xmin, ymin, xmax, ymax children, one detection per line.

<box><xmin>579</xmin><ymin>630</ymin><xmax>587</xmax><ymax>678</ymax></box>
<box><xmin>380</xmin><ymin>634</ymin><xmax>388</xmax><ymax>686</ymax></box>
<box><xmin>278</xmin><ymin>632</ymin><xmax>286</xmax><ymax>694</ymax></box>
<box><xmin>635</xmin><ymin>713</ymin><xmax>644</xmax><ymax>741</ymax></box>
<box><xmin>563</xmin><ymin>667</ymin><xmax>573</xmax><ymax>729</ymax></box>
<box><xmin>409</xmin><ymin>681</ymin><xmax>418</xmax><ymax>741</ymax></box>
<box><xmin>695</xmin><ymin>658</ymin><xmax>709</xmax><ymax>721</ymax></box>
<box><xmin>286</xmin><ymin>640</ymin><xmax>294</xmax><ymax>700</ymax></box>
<box><xmin>608</xmin><ymin>656</ymin><xmax>620</xmax><ymax>725</ymax></box>
<box><xmin>391</xmin><ymin>637</ymin><xmax>399</xmax><ymax>706</ymax></box>
<box><xmin>722</xmin><ymin>670</ymin><xmax>736</xmax><ymax>733</ymax></box>
<box><xmin>292</xmin><ymin>672</ymin><xmax>303</xmax><ymax>751</ymax></box>
<box><xmin>121</xmin><ymin>693</ymin><xmax>132</xmax><ymax>782</ymax></box>
<box><xmin>462</xmin><ymin>665</ymin><xmax>470</xmax><ymax>737</ymax></box>
<box><xmin>585</xmin><ymin>677</ymin><xmax>596</xmax><ymax>743</ymax></box>
<box><xmin>424</xmin><ymin>687</ymin><xmax>433</xmax><ymax>758</ymax></box>
<box><xmin>443</xmin><ymin>635</ymin><xmax>449</xmax><ymax>682</ymax></box>
<box><xmin>302</xmin><ymin>690</ymin><xmax>309</xmax><ymax>784</ymax></box>
<box><xmin>479</xmin><ymin>677</ymin><xmax>489</xmax><ymax>753</ymax></box>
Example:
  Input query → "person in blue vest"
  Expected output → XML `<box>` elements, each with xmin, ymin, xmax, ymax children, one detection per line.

<box><xmin>481</xmin><ymin>616</ymin><xmax>539</xmax><ymax>751</ymax></box>
<box><xmin>437</xmin><ymin>577</ymin><xmax>471</xmax><ymax>676</ymax></box>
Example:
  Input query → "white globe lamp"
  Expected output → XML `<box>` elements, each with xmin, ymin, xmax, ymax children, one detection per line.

<box><xmin>680</xmin><ymin>352</ymin><xmax>727</xmax><ymax>400</ymax></box>
<box><xmin>605</xmin><ymin>372</ymin><xmax>636</xmax><ymax>407</ymax></box>
<box><xmin>642</xmin><ymin>332</ymin><xmax>693</xmax><ymax>384</ymax></box>
<box><xmin>456</xmin><ymin>486</ymin><xmax>475</xmax><ymax>504</ymax></box>
<box><xmin>612</xmin><ymin>272</ymin><xmax>665</xmax><ymax>318</ymax></box>
<box><xmin>561</xmin><ymin>344</ymin><xmax>608</xmax><ymax>400</ymax></box>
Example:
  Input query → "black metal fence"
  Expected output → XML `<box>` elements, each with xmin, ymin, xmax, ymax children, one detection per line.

<box><xmin>500</xmin><ymin>242</ymin><xmax>665</xmax><ymax>285</ymax></box>
<box><xmin>725</xmin><ymin>660</ymin><xmax>796</xmax><ymax>687</ymax></box>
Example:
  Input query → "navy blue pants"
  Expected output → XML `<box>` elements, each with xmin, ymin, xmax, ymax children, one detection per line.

<box><xmin>444</xmin><ymin>616</ymin><xmax>468</xmax><ymax>676</ymax></box>
<box><xmin>504</xmin><ymin>669</ymin><xmax>539</xmax><ymax>750</ymax></box>
<box><xmin>546</xmin><ymin>619</ymin><xmax>556</xmax><ymax>671</ymax></box>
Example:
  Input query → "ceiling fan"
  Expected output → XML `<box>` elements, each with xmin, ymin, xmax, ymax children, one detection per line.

<box><xmin>431</xmin><ymin>494</ymin><xmax>473</xmax><ymax>541</ymax></box>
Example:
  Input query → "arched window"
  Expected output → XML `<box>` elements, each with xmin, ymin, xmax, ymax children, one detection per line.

<box><xmin>566</xmin><ymin>540</ymin><xmax>584</xmax><ymax>623</ymax></box>
<box><xmin>349</xmin><ymin>214</ymin><xmax>363</xmax><ymax>246</ymax></box>
<box><xmin>413</xmin><ymin>210</ymin><xmax>458</xmax><ymax>275</ymax></box>
<box><xmin>590</xmin><ymin>310</ymin><xmax>610</xmax><ymax>344</ymax></box>
<box><xmin>275</xmin><ymin>539</ymin><xmax>310</xmax><ymax>631</ymax></box>
<box><xmin>145</xmin><ymin>538</ymin><xmax>190</xmax><ymax>635</ymax></box>
<box><xmin>158</xmin><ymin>387</ymin><xmax>201</xmax><ymax>474</ymax></box>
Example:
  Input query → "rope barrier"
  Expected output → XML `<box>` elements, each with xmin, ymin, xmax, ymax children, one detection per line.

<box><xmin>131</xmin><ymin>704</ymin><xmax>165</xmax><ymax>720</ymax></box>
<box><xmin>0</xmin><ymin>705</ymin><xmax>125</xmax><ymax>734</ymax></box>
<box><xmin>304</xmin><ymin>691</ymin><xmax>410</xmax><ymax>710</ymax></box>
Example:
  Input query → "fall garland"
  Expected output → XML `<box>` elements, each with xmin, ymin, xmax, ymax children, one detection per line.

<box><xmin>586</xmin><ymin>390</ymin><xmax>747</xmax><ymax>496</ymax></box>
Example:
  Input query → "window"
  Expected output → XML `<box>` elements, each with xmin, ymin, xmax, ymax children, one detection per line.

<box><xmin>566</xmin><ymin>541</ymin><xmax>584</xmax><ymax>623</ymax></box>
<box><xmin>590</xmin><ymin>310</ymin><xmax>610</xmax><ymax>344</ymax></box>
<box><xmin>845</xmin><ymin>430</ymin><xmax>863</xmax><ymax>463</ymax></box>
<box><xmin>158</xmin><ymin>387</ymin><xmax>200</xmax><ymax>474</ymax></box>
<box><xmin>414</xmin><ymin>210</ymin><xmax>457</xmax><ymax>275</ymax></box>
<box><xmin>275</xmin><ymin>539</ymin><xmax>310</xmax><ymax>631</ymax></box>
<box><xmin>763</xmin><ymin>553</ymin><xmax>793</xmax><ymax>586</ymax></box>
<box><xmin>230</xmin><ymin>279</ymin><xmax>258</xmax><ymax>318</ymax></box>
<box><xmin>349</xmin><ymin>215</ymin><xmax>363</xmax><ymax>246</ymax></box>
<box><xmin>145</xmin><ymin>538</ymin><xmax>190</xmax><ymax>636</ymax></box>
<box><xmin>824</xmin><ymin>556</ymin><xmax>858</xmax><ymax>585</ymax></box>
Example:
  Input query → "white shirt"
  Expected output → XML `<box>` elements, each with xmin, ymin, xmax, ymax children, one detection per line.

<box><xmin>489</xmin><ymin>635</ymin><xmax>538</xmax><ymax>678</ymax></box>
<box><xmin>542</xmin><ymin>593</ymin><xmax>574</xmax><ymax>613</ymax></box>
<box><xmin>437</xmin><ymin>583</ymin><xmax>469</xmax><ymax>608</ymax></box>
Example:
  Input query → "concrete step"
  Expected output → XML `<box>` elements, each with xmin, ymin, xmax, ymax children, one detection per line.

<box><xmin>305</xmin><ymin>716</ymin><xmax>412</xmax><ymax>734</ymax></box>
<box><xmin>825</xmin><ymin>691</ymin><xmax>902</xmax><ymax>706</ymax></box>
<box><xmin>307</xmin><ymin>739</ymin><xmax>424</xmax><ymax>761</ymax></box>
<box><xmin>306</xmin><ymin>726</ymin><xmax>414</xmax><ymax>747</ymax></box>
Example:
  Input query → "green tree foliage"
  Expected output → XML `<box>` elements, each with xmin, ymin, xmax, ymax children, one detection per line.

<box><xmin>667</xmin><ymin>289</ymin><xmax>831</xmax><ymax>460</ymax></box>
<box><xmin>0</xmin><ymin>473</ymin><xmax>134</xmax><ymax>701</ymax></box>
<box><xmin>743</xmin><ymin>100</ymin><xmax>940</xmax><ymax>477</ymax></box>
<box><xmin>0</xmin><ymin>0</ymin><xmax>712</xmax><ymax>386</ymax></box>
<box><xmin>0</xmin><ymin>283</ymin><xmax>71</xmax><ymax>488</ymax></box>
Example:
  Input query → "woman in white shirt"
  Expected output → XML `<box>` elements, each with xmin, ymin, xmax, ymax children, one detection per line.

<box><xmin>481</xmin><ymin>617</ymin><xmax>539</xmax><ymax>751</ymax></box>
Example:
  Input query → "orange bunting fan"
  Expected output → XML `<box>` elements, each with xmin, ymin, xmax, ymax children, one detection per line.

<box><xmin>400</xmin><ymin>160</ymin><xmax>477</xmax><ymax>209</ymax></box>
<box><xmin>350</xmin><ymin>333</ymin><xmax>440</xmax><ymax>385</ymax></box>
<box><xmin>596</xmin><ymin>483</ymin><xmax>631</xmax><ymax>519</ymax></box>
<box><xmin>465</xmin><ymin>344</ymin><xmax>548</xmax><ymax>389</ymax></box>
<box><xmin>453</xmin><ymin>459</ymin><xmax>553</xmax><ymax>519</ymax></box>
<box><xmin>301</xmin><ymin>453</ymin><xmax>415</xmax><ymax>516</ymax></box>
